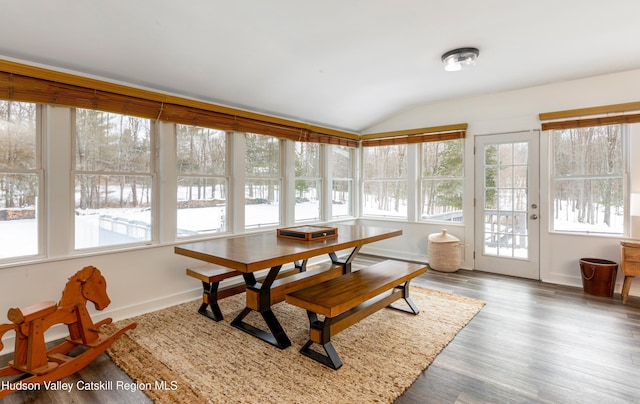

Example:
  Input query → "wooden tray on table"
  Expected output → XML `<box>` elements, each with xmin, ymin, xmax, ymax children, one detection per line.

<box><xmin>277</xmin><ymin>225</ymin><xmax>338</xmax><ymax>241</ymax></box>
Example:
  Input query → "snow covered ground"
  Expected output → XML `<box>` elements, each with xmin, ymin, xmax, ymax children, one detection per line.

<box><xmin>0</xmin><ymin>201</ymin><xmax>622</xmax><ymax>260</ymax></box>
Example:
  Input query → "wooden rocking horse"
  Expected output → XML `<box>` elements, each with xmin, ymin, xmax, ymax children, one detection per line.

<box><xmin>0</xmin><ymin>266</ymin><xmax>136</xmax><ymax>399</ymax></box>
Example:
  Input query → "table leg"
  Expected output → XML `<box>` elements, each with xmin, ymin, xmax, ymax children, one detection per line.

<box><xmin>329</xmin><ymin>245</ymin><xmax>361</xmax><ymax>273</ymax></box>
<box><xmin>230</xmin><ymin>265</ymin><xmax>292</xmax><ymax>349</ymax></box>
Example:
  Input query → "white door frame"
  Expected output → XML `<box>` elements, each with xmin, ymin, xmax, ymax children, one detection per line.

<box><xmin>474</xmin><ymin>131</ymin><xmax>540</xmax><ymax>279</ymax></box>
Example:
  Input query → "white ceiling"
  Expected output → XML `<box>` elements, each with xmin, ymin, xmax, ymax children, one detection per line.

<box><xmin>2</xmin><ymin>1</ymin><xmax>640</xmax><ymax>134</ymax></box>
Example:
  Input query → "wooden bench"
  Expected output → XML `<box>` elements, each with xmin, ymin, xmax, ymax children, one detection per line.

<box><xmin>187</xmin><ymin>260</ymin><xmax>339</xmax><ymax>321</ymax></box>
<box><xmin>285</xmin><ymin>259</ymin><xmax>427</xmax><ymax>369</ymax></box>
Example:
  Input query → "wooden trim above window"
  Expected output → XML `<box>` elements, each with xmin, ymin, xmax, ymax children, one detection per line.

<box><xmin>0</xmin><ymin>59</ymin><xmax>359</xmax><ymax>144</ymax></box>
<box><xmin>361</xmin><ymin>124</ymin><xmax>467</xmax><ymax>147</ymax></box>
<box><xmin>539</xmin><ymin>102</ymin><xmax>640</xmax><ymax>130</ymax></box>
<box><xmin>541</xmin><ymin>114</ymin><xmax>640</xmax><ymax>131</ymax></box>
<box><xmin>306</xmin><ymin>133</ymin><xmax>359</xmax><ymax>148</ymax></box>
<box><xmin>539</xmin><ymin>102</ymin><xmax>640</xmax><ymax>121</ymax></box>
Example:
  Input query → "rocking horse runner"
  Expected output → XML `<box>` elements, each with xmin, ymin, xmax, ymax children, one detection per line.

<box><xmin>0</xmin><ymin>266</ymin><xmax>136</xmax><ymax>399</ymax></box>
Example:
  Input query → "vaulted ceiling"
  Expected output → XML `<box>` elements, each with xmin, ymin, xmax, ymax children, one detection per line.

<box><xmin>2</xmin><ymin>1</ymin><xmax>640</xmax><ymax>134</ymax></box>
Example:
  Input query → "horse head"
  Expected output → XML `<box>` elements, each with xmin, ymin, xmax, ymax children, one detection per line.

<box><xmin>79</xmin><ymin>266</ymin><xmax>111</xmax><ymax>311</ymax></box>
<box><xmin>60</xmin><ymin>266</ymin><xmax>111</xmax><ymax>311</ymax></box>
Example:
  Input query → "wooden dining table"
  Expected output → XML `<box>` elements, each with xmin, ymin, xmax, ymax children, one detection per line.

<box><xmin>174</xmin><ymin>224</ymin><xmax>402</xmax><ymax>348</ymax></box>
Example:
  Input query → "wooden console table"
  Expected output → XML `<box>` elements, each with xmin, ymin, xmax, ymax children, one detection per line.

<box><xmin>620</xmin><ymin>240</ymin><xmax>640</xmax><ymax>304</ymax></box>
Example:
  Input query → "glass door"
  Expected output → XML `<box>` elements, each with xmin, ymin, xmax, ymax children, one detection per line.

<box><xmin>474</xmin><ymin>131</ymin><xmax>540</xmax><ymax>279</ymax></box>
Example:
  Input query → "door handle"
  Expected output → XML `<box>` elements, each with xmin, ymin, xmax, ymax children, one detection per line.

<box><xmin>530</xmin><ymin>214</ymin><xmax>538</xmax><ymax>220</ymax></box>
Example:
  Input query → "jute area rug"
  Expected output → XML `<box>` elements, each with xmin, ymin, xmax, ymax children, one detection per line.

<box><xmin>106</xmin><ymin>287</ymin><xmax>484</xmax><ymax>403</ymax></box>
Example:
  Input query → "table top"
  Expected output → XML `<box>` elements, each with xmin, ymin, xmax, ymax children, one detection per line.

<box><xmin>174</xmin><ymin>224</ymin><xmax>402</xmax><ymax>272</ymax></box>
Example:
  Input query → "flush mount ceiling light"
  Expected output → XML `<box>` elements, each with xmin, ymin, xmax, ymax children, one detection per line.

<box><xmin>441</xmin><ymin>47</ymin><xmax>479</xmax><ymax>72</ymax></box>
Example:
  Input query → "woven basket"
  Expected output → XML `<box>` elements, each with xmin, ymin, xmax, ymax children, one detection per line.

<box><xmin>427</xmin><ymin>229</ymin><xmax>461</xmax><ymax>272</ymax></box>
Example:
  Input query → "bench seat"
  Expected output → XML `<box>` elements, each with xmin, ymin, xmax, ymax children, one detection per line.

<box><xmin>187</xmin><ymin>261</ymin><xmax>334</xmax><ymax>321</ymax></box>
<box><xmin>285</xmin><ymin>259</ymin><xmax>427</xmax><ymax>369</ymax></box>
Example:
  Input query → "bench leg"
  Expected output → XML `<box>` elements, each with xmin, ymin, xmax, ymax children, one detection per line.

<box><xmin>198</xmin><ymin>281</ymin><xmax>224</xmax><ymax>321</ymax></box>
<box><xmin>300</xmin><ymin>339</ymin><xmax>343</xmax><ymax>370</ymax></box>
<box><xmin>299</xmin><ymin>312</ymin><xmax>343</xmax><ymax>370</ymax></box>
<box><xmin>388</xmin><ymin>281</ymin><xmax>420</xmax><ymax>315</ymax></box>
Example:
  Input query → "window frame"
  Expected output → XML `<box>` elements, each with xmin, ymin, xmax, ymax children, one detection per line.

<box><xmin>71</xmin><ymin>108</ymin><xmax>157</xmax><ymax>251</ymax></box>
<box><xmin>549</xmin><ymin>124</ymin><xmax>629</xmax><ymax>236</ymax></box>
<box><xmin>418</xmin><ymin>138</ymin><xmax>465</xmax><ymax>224</ymax></box>
<box><xmin>294</xmin><ymin>141</ymin><xmax>322</xmax><ymax>223</ymax></box>
<box><xmin>330</xmin><ymin>145</ymin><xmax>356</xmax><ymax>219</ymax></box>
<box><xmin>0</xmin><ymin>101</ymin><xmax>43</xmax><ymax>262</ymax></box>
<box><xmin>244</xmin><ymin>133</ymin><xmax>283</xmax><ymax>230</ymax></box>
<box><xmin>175</xmin><ymin>124</ymin><xmax>230</xmax><ymax>238</ymax></box>
<box><xmin>360</xmin><ymin>143</ymin><xmax>409</xmax><ymax>219</ymax></box>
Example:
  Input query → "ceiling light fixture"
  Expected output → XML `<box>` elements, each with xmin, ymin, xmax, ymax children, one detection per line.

<box><xmin>441</xmin><ymin>47</ymin><xmax>479</xmax><ymax>72</ymax></box>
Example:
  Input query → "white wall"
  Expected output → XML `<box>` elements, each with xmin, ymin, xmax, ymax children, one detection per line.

<box><xmin>364</xmin><ymin>68</ymin><xmax>640</xmax><ymax>296</ymax></box>
<box><xmin>0</xmin><ymin>245</ymin><xmax>205</xmax><ymax>355</ymax></box>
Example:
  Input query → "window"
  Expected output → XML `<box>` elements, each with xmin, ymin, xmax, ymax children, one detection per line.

<box><xmin>362</xmin><ymin>144</ymin><xmax>407</xmax><ymax>218</ymax></box>
<box><xmin>0</xmin><ymin>101</ymin><xmax>40</xmax><ymax>260</ymax></box>
<box><xmin>74</xmin><ymin>109</ymin><xmax>153</xmax><ymax>249</ymax></box>
<box><xmin>331</xmin><ymin>145</ymin><xmax>354</xmax><ymax>218</ymax></box>
<box><xmin>176</xmin><ymin>125</ymin><xmax>228</xmax><ymax>237</ymax></box>
<box><xmin>421</xmin><ymin>139</ymin><xmax>464</xmax><ymax>222</ymax></box>
<box><xmin>482</xmin><ymin>140</ymin><xmax>530</xmax><ymax>258</ymax></box>
<box><xmin>295</xmin><ymin>142</ymin><xmax>321</xmax><ymax>222</ymax></box>
<box><xmin>245</xmin><ymin>133</ymin><xmax>281</xmax><ymax>228</ymax></box>
<box><xmin>551</xmin><ymin>124</ymin><xmax>625</xmax><ymax>234</ymax></box>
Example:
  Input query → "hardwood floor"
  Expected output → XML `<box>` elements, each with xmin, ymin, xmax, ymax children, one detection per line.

<box><xmin>2</xmin><ymin>257</ymin><xmax>639</xmax><ymax>403</ymax></box>
<box><xmin>398</xmin><ymin>268</ymin><xmax>640</xmax><ymax>404</ymax></box>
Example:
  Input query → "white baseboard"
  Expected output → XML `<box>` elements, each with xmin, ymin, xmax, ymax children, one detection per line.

<box><xmin>360</xmin><ymin>246</ymin><xmax>428</xmax><ymax>263</ymax></box>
